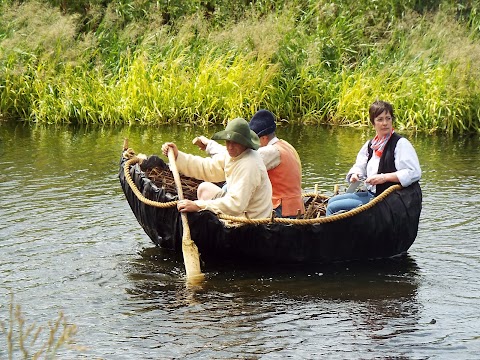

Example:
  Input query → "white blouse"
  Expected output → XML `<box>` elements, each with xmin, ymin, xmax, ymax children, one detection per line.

<box><xmin>347</xmin><ymin>137</ymin><xmax>421</xmax><ymax>193</ymax></box>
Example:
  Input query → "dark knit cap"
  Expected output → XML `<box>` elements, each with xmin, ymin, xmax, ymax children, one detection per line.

<box><xmin>249</xmin><ymin>109</ymin><xmax>276</xmax><ymax>137</ymax></box>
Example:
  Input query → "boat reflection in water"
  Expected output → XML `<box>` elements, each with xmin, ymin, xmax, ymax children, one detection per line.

<box><xmin>123</xmin><ymin>246</ymin><xmax>422</xmax><ymax>353</ymax></box>
<box><xmin>125</xmin><ymin>245</ymin><xmax>419</xmax><ymax>303</ymax></box>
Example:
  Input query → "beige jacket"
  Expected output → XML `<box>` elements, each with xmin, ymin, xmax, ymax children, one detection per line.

<box><xmin>175</xmin><ymin>149</ymin><xmax>273</xmax><ymax>219</ymax></box>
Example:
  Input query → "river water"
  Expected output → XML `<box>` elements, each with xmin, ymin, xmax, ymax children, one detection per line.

<box><xmin>0</xmin><ymin>121</ymin><xmax>479</xmax><ymax>359</ymax></box>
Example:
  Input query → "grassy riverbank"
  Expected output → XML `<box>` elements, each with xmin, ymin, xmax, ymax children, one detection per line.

<box><xmin>1</xmin><ymin>0</ymin><xmax>479</xmax><ymax>133</ymax></box>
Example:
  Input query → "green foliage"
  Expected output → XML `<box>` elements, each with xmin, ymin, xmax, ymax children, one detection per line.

<box><xmin>1</xmin><ymin>0</ymin><xmax>480</xmax><ymax>132</ymax></box>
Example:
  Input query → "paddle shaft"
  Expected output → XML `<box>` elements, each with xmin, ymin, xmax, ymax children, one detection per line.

<box><xmin>167</xmin><ymin>148</ymin><xmax>203</xmax><ymax>280</ymax></box>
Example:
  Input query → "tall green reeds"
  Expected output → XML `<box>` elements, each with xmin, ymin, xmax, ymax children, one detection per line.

<box><xmin>1</xmin><ymin>0</ymin><xmax>479</xmax><ymax>132</ymax></box>
<box><xmin>8</xmin><ymin>48</ymin><xmax>278</xmax><ymax>125</ymax></box>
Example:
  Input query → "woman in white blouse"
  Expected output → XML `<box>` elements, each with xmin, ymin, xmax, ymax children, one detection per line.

<box><xmin>326</xmin><ymin>100</ymin><xmax>422</xmax><ymax>216</ymax></box>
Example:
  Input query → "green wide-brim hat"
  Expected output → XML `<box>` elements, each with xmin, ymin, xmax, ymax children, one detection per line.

<box><xmin>212</xmin><ymin>117</ymin><xmax>260</xmax><ymax>150</ymax></box>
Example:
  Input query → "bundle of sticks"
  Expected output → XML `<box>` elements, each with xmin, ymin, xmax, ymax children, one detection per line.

<box><xmin>303</xmin><ymin>195</ymin><xmax>328</xmax><ymax>219</ymax></box>
<box><xmin>145</xmin><ymin>167</ymin><xmax>202</xmax><ymax>200</ymax></box>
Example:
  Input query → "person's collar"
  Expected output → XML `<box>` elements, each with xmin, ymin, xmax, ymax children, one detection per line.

<box><xmin>267</xmin><ymin>136</ymin><xmax>279</xmax><ymax>146</ymax></box>
<box><xmin>229</xmin><ymin>148</ymin><xmax>250</xmax><ymax>160</ymax></box>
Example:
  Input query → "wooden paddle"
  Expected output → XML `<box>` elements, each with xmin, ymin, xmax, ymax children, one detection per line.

<box><xmin>167</xmin><ymin>148</ymin><xmax>204</xmax><ymax>282</ymax></box>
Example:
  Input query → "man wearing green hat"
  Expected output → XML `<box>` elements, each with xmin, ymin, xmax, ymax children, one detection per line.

<box><xmin>161</xmin><ymin>118</ymin><xmax>273</xmax><ymax>219</ymax></box>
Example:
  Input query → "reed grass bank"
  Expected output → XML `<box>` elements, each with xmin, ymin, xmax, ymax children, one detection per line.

<box><xmin>0</xmin><ymin>0</ymin><xmax>479</xmax><ymax>133</ymax></box>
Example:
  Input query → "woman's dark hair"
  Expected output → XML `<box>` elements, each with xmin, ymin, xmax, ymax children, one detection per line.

<box><xmin>369</xmin><ymin>100</ymin><xmax>395</xmax><ymax>125</ymax></box>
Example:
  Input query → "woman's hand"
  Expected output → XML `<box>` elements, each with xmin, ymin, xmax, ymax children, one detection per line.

<box><xmin>177</xmin><ymin>199</ymin><xmax>200</xmax><ymax>213</ymax></box>
<box><xmin>350</xmin><ymin>173</ymin><xmax>363</xmax><ymax>183</ymax></box>
<box><xmin>161</xmin><ymin>142</ymin><xmax>178</xmax><ymax>159</ymax></box>
<box><xmin>366</xmin><ymin>173</ymin><xmax>387</xmax><ymax>185</ymax></box>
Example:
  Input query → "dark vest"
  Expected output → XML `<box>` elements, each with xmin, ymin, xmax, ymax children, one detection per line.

<box><xmin>367</xmin><ymin>132</ymin><xmax>401</xmax><ymax>195</ymax></box>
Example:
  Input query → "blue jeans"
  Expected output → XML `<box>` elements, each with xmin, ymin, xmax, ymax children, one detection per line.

<box><xmin>326</xmin><ymin>192</ymin><xmax>374</xmax><ymax>216</ymax></box>
<box><xmin>274</xmin><ymin>205</ymin><xmax>297</xmax><ymax>219</ymax></box>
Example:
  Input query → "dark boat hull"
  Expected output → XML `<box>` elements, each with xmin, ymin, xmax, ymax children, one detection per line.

<box><xmin>119</xmin><ymin>157</ymin><xmax>422</xmax><ymax>266</ymax></box>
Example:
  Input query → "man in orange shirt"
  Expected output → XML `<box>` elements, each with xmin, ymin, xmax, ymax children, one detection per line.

<box><xmin>249</xmin><ymin>109</ymin><xmax>304</xmax><ymax>217</ymax></box>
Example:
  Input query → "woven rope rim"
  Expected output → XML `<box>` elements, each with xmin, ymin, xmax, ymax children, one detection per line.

<box><xmin>123</xmin><ymin>156</ymin><xmax>402</xmax><ymax>225</ymax></box>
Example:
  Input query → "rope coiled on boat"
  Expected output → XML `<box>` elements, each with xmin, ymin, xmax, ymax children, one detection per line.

<box><xmin>123</xmin><ymin>157</ymin><xmax>178</xmax><ymax>209</ymax></box>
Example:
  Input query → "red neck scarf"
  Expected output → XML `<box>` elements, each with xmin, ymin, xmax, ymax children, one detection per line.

<box><xmin>370</xmin><ymin>129</ymin><xmax>394</xmax><ymax>157</ymax></box>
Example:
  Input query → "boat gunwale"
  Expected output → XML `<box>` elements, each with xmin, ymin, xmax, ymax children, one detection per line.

<box><xmin>122</xmin><ymin>156</ymin><xmax>403</xmax><ymax>226</ymax></box>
